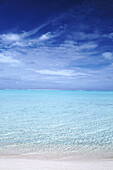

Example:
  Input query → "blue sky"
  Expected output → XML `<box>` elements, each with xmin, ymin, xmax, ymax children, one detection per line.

<box><xmin>0</xmin><ymin>0</ymin><xmax>113</xmax><ymax>90</ymax></box>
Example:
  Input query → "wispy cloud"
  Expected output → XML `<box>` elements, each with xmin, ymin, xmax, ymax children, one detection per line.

<box><xmin>29</xmin><ymin>69</ymin><xmax>90</xmax><ymax>77</ymax></box>
<box><xmin>38</xmin><ymin>32</ymin><xmax>58</xmax><ymax>41</ymax></box>
<box><xmin>70</xmin><ymin>31</ymin><xmax>100</xmax><ymax>41</ymax></box>
<box><xmin>76</xmin><ymin>42</ymin><xmax>98</xmax><ymax>51</ymax></box>
<box><xmin>39</xmin><ymin>33</ymin><xmax>50</xmax><ymax>41</ymax></box>
<box><xmin>21</xmin><ymin>22</ymin><xmax>49</xmax><ymax>38</ymax></box>
<box><xmin>36</xmin><ymin>69</ymin><xmax>74</xmax><ymax>76</ymax></box>
<box><xmin>103</xmin><ymin>32</ymin><xmax>113</xmax><ymax>39</ymax></box>
<box><xmin>0</xmin><ymin>22</ymin><xmax>50</xmax><ymax>46</ymax></box>
<box><xmin>0</xmin><ymin>33</ymin><xmax>21</xmax><ymax>41</ymax></box>
<box><xmin>0</xmin><ymin>53</ymin><xmax>21</xmax><ymax>65</ymax></box>
<box><xmin>102</xmin><ymin>52</ymin><xmax>113</xmax><ymax>60</ymax></box>
<box><xmin>0</xmin><ymin>6</ymin><xmax>113</xmax><ymax>90</ymax></box>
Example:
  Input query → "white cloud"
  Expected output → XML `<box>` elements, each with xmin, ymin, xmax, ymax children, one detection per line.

<box><xmin>0</xmin><ymin>22</ymin><xmax>50</xmax><ymax>45</ymax></box>
<box><xmin>74</xmin><ymin>32</ymin><xmax>99</xmax><ymax>40</ymax></box>
<box><xmin>0</xmin><ymin>53</ymin><xmax>21</xmax><ymax>65</ymax></box>
<box><xmin>108</xmin><ymin>33</ymin><xmax>113</xmax><ymax>39</ymax></box>
<box><xmin>33</xmin><ymin>69</ymin><xmax>89</xmax><ymax>77</ymax></box>
<box><xmin>21</xmin><ymin>22</ymin><xmax>49</xmax><ymax>38</ymax></box>
<box><xmin>78</xmin><ymin>42</ymin><xmax>98</xmax><ymax>50</ymax></box>
<box><xmin>60</xmin><ymin>41</ymin><xmax>98</xmax><ymax>53</ymax></box>
<box><xmin>39</xmin><ymin>31</ymin><xmax>60</xmax><ymax>41</ymax></box>
<box><xmin>102</xmin><ymin>52</ymin><xmax>112</xmax><ymax>60</ymax></box>
<box><xmin>35</xmin><ymin>69</ymin><xmax>73</xmax><ymax>76</ymax></box>
<box><xmin>103</xmin><ymin>32</ymin><xmax>113</xmax><ymax>39</ymax></box>
<box><xmin>39</xmin><ymin>32</ymin><xmax>51</xmax><ymax>41</ymax></box>
<box><xmin>0</xmin><ymin>33</ymin><xmax>21</xmax><ymax>41</ymax></box>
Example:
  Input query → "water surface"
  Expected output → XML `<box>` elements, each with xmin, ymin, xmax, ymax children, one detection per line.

<box><xmin>0</xmin><ymin>90</ymin><xmax>113</xmax><ymax>159</ymax></box>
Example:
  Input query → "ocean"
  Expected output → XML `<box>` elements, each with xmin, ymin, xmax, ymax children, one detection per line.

<box><xmin>0</xmin><ymin>90</ymin><xmax>113</xmax><ymax>159</ymax></box>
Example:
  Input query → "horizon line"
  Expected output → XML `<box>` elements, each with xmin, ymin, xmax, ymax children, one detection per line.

<box><xmin>0</xmin><ymin>89</ymin><xmax>113</xmax><ymax>92</ymax></box>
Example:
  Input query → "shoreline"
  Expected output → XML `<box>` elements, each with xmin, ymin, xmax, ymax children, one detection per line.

<box><xmin>0</xmin><ymin>149</ymin><xmax>113</xmax><ymax>161</ymax></box>
<box><xmin>0</xmin><ymin>151</ymin><xmax>113</xmax><ymax>161</ymax></box>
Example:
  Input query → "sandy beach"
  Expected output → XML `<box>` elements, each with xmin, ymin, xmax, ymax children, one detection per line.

<box><xmin>0</xmin><ymin>157</ymin><xmax>113</xmax><ymax>170</ymax></box>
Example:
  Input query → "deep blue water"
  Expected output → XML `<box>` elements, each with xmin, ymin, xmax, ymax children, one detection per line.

<box><xmin>0</xmin><ymin>90</ymin><xmax>113</xmax><ymax>158</ymax></box>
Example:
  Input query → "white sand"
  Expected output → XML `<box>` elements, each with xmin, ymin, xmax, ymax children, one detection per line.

<box><xmin>0</xmin><ymin>158</ymin><xmax>113</xmax><ymax>170</ymax></box>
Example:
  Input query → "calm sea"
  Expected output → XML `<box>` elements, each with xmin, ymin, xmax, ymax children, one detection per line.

<box><xmin>0</xmin><ymin>90</ymin><xmax>113</xmax><ymax>159</ymax></box>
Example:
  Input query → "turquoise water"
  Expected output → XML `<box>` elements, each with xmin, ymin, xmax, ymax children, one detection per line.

<box><xmin>0</xmin><ymin>90</ymin><xmax>113</xmax><ymax>159</ymax></box>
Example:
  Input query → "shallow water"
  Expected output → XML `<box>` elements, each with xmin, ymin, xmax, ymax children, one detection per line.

<box><xmin>0</xmin><ymin>90</ymin><xmax>113</xmax><ymax>159</ymax></box>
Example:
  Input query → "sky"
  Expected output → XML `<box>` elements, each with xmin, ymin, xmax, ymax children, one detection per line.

<box><xmin>0</xmin><ymin>0</ymin><xmax>113</xmax><ymax>90</ymax></box>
